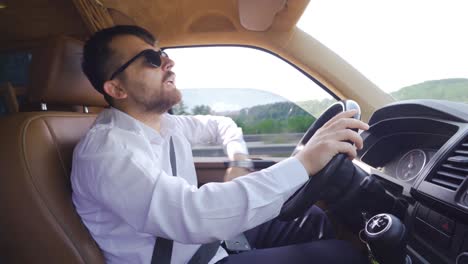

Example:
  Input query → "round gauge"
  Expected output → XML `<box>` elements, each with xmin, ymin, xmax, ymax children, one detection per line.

<box><xmin>396</xmin><ymin>149</ymin><xmax>427</xmax><ymax>181</ymax></box>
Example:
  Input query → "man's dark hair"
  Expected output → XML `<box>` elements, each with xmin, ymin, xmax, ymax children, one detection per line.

<box><xmin>82</xmin><ymin>25</ymin><xmax>156</xmax><ymax>105</ymax></box>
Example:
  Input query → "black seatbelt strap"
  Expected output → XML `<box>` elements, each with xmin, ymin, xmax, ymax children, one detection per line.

<box><xmin>169</xmin><ymin>137</ymin><xmax>177</xmax><ymax>176</ymax></box>
<box><xmin>151</xmin><ymin>137</ymin><xmax>177</xmax><ymax>264</ymax></box>
<box><xmin>187</xmin><ymin>241</ymin><xmax>221</xmax><ymax>264</ymax></box>
<box><xmin>151</xmin><ymin>237</ymin><xmax>173</xmax><ymax>264</ymax></box>
<box><xmin>151</xmin><ymin>137</ymin><xmax>220</xmax><ymax>264</ymax></box>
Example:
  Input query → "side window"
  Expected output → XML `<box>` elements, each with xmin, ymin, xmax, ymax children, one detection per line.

<box><xmin>166</xmin><ymin>46</ymin><xmax>336</xmax><ymax>158</ymax></box>
<box><xmin>0</xmin><ymin>52</ymin><xmax>31</xmax><ymax>115</ymax></box>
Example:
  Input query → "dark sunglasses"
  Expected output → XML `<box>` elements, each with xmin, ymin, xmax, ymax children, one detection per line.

<box><xmin>109</xmin><ymin>49</ymin><xmax>168</xmax><ymax>80</ymax></box>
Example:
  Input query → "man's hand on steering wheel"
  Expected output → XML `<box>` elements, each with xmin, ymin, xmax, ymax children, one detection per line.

<box><xmin>295</xmin><ymin>109</ymin><xmax>369</xmax><ymax>177</ymax></box>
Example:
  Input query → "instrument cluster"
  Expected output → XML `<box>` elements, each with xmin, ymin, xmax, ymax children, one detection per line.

<box><xmin>376</xmin><ymin>148</ymin><xmax>437</xmax><ymax>183</ymax></box>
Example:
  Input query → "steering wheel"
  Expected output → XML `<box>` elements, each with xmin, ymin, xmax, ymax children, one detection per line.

<box><xmin>279</xmin><ymin>100</ymin><xmax>363</xmax><ymax>220</ymax></box>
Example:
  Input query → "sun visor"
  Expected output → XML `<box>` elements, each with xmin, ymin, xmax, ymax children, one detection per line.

<box><xmin>238</xmin><ymin>0</ymin><xmax>287</xmax><ymax>31</ymax></box>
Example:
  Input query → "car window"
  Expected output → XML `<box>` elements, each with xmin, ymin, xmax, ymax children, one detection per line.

<box><xmin>165</xmin><ymin>46</ymin><xmax>336</xmax><ymax>158</ymax></box>
<box><xmin>0</xmin><ymin>52</ymin><xmax>31</xmax><ymax>115</ymax></box>
<box><xmin>0</xmin><ymin>96</ymin><xmax>7</xmax><ymax>115</ymax></box>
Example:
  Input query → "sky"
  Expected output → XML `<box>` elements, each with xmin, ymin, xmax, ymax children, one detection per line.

<box><xmin>297</xmin><ymin>0</ymin><xmax>468</xmax><ymax>93</ymax></box>
<box><xmin>167</xmin><ymin>0</ymin><xmax>468</xmax><ymax>105</ymax></box>
<box><xmin>168</xmin><ymin>46</ymin><xmax>332</xmax><ymax>102</ymax></box>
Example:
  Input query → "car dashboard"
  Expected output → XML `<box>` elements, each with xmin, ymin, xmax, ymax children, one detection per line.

<box><xmin>357</xmin><ymin>99</ymin><xmax>468</xmax><ymax>264</ymax></box>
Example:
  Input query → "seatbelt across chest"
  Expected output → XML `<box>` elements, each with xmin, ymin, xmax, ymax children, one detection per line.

<box><xmin>151</xmin><ymin>137</ymin><xmax>220</xmax><ymax>264</ymax></box>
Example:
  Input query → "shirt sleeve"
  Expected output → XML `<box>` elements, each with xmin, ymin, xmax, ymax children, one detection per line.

<box><xmin>80</xmin><ymin>147</ymin><xmax>308</xmax><ymax>244</ymax></box>
<box><xmin>171</xmin><ymin>115</ymin><xmax>248</xmax><ymax>159</ymax></box>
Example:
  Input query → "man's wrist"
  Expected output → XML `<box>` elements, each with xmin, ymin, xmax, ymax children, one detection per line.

<box><xmin>295</xmin><ymin>153</ymin><xmax>317</xmax><ymax>176</ymax></box>
<box><xmin>232</xmin><ymin>153</ymin><xmax>249</xmax><ymax>161</ymax></box>
<box><xmin>228</xmin><ymin>159</ymin><xmax>254</xmax><ymax>171</ymax></box>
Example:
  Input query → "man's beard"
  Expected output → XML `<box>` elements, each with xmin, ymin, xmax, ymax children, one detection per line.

<box><xmin>127</xmin><ymin>71</ymin><xmax>182</xmax><ymax>114</ymax></box>
<box><xmin>138</xmin><ymin>86</ymin><xmax>182</xmax><ymax>114</ymax></box>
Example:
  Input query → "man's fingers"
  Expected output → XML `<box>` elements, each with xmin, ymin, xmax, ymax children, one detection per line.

<box><xmin>330</xmin><ymin>118</ymin><xmax>369</xmax><ymax>132</ymax></box>
<box><xmin>331</xmin><ymin>129</ymin><xmax>364</xmax><ymax>149</ymax></box>
<box><xmin>335</xmin><ymin>141</ymin><xmax>358</xmax><ymax>160</ymax></box>
<box><xmin>322</xmin><ymin>110</ymin><xmax>358</xmax><ymax>128</ymax></box>
<box><xmin>298</xmin><ymin>109</ymin><xmax>369</xmax><ymax>175</ymax></box>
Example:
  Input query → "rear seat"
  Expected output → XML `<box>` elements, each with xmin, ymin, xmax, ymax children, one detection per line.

<box><xmin>0</xmin><ymin>36</ymin><xmax>107</xmax><ymax>263</ymax></box>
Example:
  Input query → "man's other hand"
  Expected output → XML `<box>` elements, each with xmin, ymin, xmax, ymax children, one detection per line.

<box><xmin>295</xmin><ymin>110</ymin><xmax>369</xmax><ymax>177</ymax></box>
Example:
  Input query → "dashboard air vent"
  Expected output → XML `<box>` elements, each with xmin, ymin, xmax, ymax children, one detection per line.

<box><xmin>429</xmin><ymin>136</ymin><xmax>468</xmax><ymax>191</ymax></box>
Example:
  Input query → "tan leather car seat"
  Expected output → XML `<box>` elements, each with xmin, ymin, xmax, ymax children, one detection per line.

<box><xmin>0</xmin><ymin>37</ymin><xmax>107</xmax><ymax>263</ymax></box>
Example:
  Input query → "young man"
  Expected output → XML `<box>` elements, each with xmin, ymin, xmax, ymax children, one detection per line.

<box><xmin>72</xmin><ymin>25</ymin><xmax>369</xmax><ymax>264</ymax></box>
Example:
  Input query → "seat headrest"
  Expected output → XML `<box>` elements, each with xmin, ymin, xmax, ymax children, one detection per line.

<box><xmin>28</xmin><ymin>36</ymin><xmax>107</xmax><ymax>107</ymax></box>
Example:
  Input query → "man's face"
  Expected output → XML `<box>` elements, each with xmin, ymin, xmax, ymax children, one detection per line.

<box><xmin>108</xmin><ymin>35</ymin><xmax>181</xmax><ymax>113</ymax></box>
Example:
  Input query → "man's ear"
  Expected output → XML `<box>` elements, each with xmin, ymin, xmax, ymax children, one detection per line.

<box><xmin>103</xmin><ymin>80</ymin><xmax>128</xmax><ymax>100</ymax></box>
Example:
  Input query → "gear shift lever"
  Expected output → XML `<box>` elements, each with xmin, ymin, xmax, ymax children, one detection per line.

<box><xmin>364</xmin><ymin>213</ymin><xmax>412</xmax><ymax>264</ymax></box>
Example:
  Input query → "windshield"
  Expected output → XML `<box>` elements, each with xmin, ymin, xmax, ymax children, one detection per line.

<box><xmin>298</xmin><ymin>0</ymin><xmax>468</xmax><ymax>103</ymax></box>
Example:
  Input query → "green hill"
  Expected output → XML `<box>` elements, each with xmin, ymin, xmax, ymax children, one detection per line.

<box><xmin>391</xmin><ymin>78</ymin><xmax>468</xmax><ymax>103</ymax></box>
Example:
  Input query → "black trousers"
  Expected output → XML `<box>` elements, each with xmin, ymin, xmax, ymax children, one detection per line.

<box><xmin>218</xmin><ymin>205</ymin><xmax>369</xmax><ymax>264</ymax></box>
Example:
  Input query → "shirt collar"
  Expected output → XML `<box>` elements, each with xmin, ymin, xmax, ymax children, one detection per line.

<box><xmin>108</xmin><ymin>107</ymin><xmax>167</xmax><ymax>144</ymax></box>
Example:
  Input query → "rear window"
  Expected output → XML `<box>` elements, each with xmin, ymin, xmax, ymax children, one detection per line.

<box><xmin>0</xmin><ymin>52</ymin><xmax>31</xmax><ymax>86</ymax></box>
<box><xmin>0</xmin><ymin>52</ymin><xmax>31</xmax><ymax>115</ymax></box>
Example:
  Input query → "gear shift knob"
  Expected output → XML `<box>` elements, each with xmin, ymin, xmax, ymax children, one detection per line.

<box><xmin>365</xmin><ymin>213</ymin><xmax>411</xmax><ymax>264</ymax></box>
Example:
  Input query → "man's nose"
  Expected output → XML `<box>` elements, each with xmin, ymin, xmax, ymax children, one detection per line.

<box><xmin>161</xmin><ymin>56</ymin><xmax>174</xmax><ymax>72</ymax></box>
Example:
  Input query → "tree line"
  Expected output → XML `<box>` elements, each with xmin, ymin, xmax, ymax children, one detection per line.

<box><xmin>173</xmin><ymin>101</ymin><xmax>317</xmax><ymax>134</ymax></box>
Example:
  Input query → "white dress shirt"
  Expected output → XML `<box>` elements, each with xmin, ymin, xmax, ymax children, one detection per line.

<box><xmin>71</xmin><ymin>107</ymin><xmax>308</xmax><ymax>264</ymax></box>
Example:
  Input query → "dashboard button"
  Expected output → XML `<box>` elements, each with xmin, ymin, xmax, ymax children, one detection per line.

<box><xmin>438</xmin><ymin>216</ymin><xmax>455</xmax><ymax>235</ymax></box>
<box><xmin>415</xmin><ymin>218</ymin><xmax>451</xmax><ymax>250</ymax></box>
